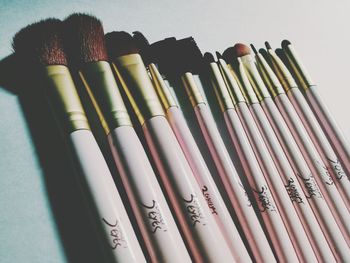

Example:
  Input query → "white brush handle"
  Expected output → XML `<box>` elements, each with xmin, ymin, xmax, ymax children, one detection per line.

<box><xmin>143</xmin><ymin>115</ymin><xmax>234</xmax><ymax>263</ymax></box>
<box><xmin>69</xmin><ymin>129</ymin><xmax>146</xmax><ymax>263</ymax></box>
<box><xmin>224</xmin><ymin>106</ymin><xmax>297</xmax><ymax>262</ymax></box>
<box><xmin>275</xmin><ymin>93</ymin><xmax>350</xmax><ymax>245</ymax></box>
<box><xmin>250</xmin><ymin>102</ymin><xmax>332</xmax><ymax>262</ymax></box>
<box><xmin>107</xmin><ymin>126</ymin><xmax>191</xmax><ymax>263</ymax></box>
<box><xmin>289</xmin><ymin>88</ymin><xmax>350</xmax><ymax>208</ymax></box>
<box><xmin>237</xmin><ymin>102</ymin><xmax>315</xmax><ymax>262</ymax></box>
<box><xmin>262</xmin><ymin>97</ymin><xmax>349</xmax><ymax>262</ymax></box>
<box><xmin>166</xmin><ymin>106</ymin><xmax>251</xmax><ymax>262</ymax></box>
<box><xmin>306</xmin><ymin>86</ymin><xmax>350</xmax><ymax>173</ymax></box>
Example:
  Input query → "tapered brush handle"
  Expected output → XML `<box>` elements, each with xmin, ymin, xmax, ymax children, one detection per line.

<box><xmin>107</xmin><ymin>126</ymin><xmax>191</xmax><ymax>263</ymax></box>
<box><xmin>223</xmin><ymin>107</ymin><xmax>296</xmax><ymax>263</ymax></box>
<box><xmin>250</xmin><ymin>102</ymin><xmax>332</xmax><ymax>262</ymax></box>
<box><xmin>143</xmin><ymin>115</ymin><xmax>234</xmax><ymax>263</ymax></box>
<box><xmin>261</xmin><ymin>97</ymin><xmax>348</xmax><ymax>262</ymax></box>
<box><xmin>166</xmin><ymin>106</ymin><xmax>252</xmax><ymax>263</ymax></box>
<box><xmin>68</xmin><ymin>129</ymin><xmax>146</xmax><ymax>263</ymax></box>
<box><xmin>288</xmin><ymin>88</ymin><xmax>350</xmax><ymax>208</ymax></box>
<box><xmin>306</xmin><ymin>86</ymin><xmax>350</xmax><ymax>174</ymax></box>
<box><xmin>274</xmin><ymin>93</ymin><xmax>350</xmax><ymax>246</ymax></box>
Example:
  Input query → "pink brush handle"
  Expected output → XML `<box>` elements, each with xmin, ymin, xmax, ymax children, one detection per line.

<box><xmin>166</xmin><ymin>106</ymin><xmax>251</xmax><ymax>262</ymax></box>
<box><xmin>275</xmin><ymin>93</ymin><xmax>350</xmax><ymax>246</ymax></box>
<box><xmin>306</xmin><ymin>86</ymin><xmax>350</xmax><ymax>174</ymax></box>
<box><xmin>223</xmin><ymin>105</ymin><xmax>296</xmax><ymax>262</ymax></box>
<box><xmin>107</xmin><ymin>126</ymin><xmax>191</xmax><ymax>263</ymax></box>
<box><xmin>251</xmin><ymin>101</ymin><xmax>334</xmax><ymax>262</ymax></box>
<box><xmin>262</xmin><ymin>97</ymin><xmax>350</xmax><ymax>261</ymax></box>
<box><xmin>288</xmin><ymin>88</ymin><xmax>350</xmax><ymax>209</ymax></box>
<box><xmin>69</xmin><ymin>129</ymin><xmax>146</xmax><ymax>263</ymax></box>
<box><xmin>142</xmin><ymin>115</ymin><xmax>234</xmax><ymax>263</ymax></box>
<box><xmin>238</xmin><ymin>102</ymin><xmax>316</xmax><ymax>262</ymax></box>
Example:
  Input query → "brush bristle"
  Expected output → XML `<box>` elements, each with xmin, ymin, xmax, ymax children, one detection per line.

<box><xmin>173</xmin><ymin>37</ymin><xmax>203</xmax><ymax>74</ymax></box>
<box><xmin>132</xmin><ymin>31</ymin><xmax>152</xmax><ymax>65</ymax></box>
<box><xmin>265</xmin><ymin>41</ymin><xmax>272</xmax><ymax>50</ymax></box>
<box><xmin>222</xmin><ymin>47</ymin><xmax>235</xmax><ymax>63</ymax></box>
<box><xmin>250</xmin><ymin>44</ymin><xmax>258</xmax><ymax>55</ymax></box>
<box><xmin>216</xmin><ymin>51</ymin><xmax>223</xmax><ymax>60</ymax></box>
<box><xmin>64</xmin><ymin>13</ymin><xmax>108</xmax><ymax>65</ymax></box>
<box><xmin>281</xmin><ymin>40</ymin><xmax>291</xmax><ymax>49</ymax></box>
<box><xmin>13</xmin><ymin>18</ymin><xmax>67</xmax><ymax>66</ymax></box>
<box><xmin>105</xmin><ymin>31</ymin><xmax>140</xmax><ymax>59</ymax></box>
<box><xmin>203</xmin><ymin>52</ymin><xmax>215</xmax><ymax>63</ymax></box>
<box><xmin>149</xmin><ymin>37</ymin><xmax>177</xmax><ymax>75</ymax></box>
<box><xmin>234</xmin><ymin>43</ymin><xmax>251</xmax><ymax>57</ymax></box>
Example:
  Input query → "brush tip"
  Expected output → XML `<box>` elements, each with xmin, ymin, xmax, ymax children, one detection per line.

<box><xmin>105</xmin><ymin>31</ymin><xmax>140</xmax><ymax>59</ymax></box>
<box><xmin>215</xmin><ymin>51</ymin><xmax>223</xmax><ymax>60</ymax></box>
<box><xmin>250</xmin><ymin>44</ymin><xmax>258</xmax><ymax>55</ymax></box>
<box><xmin>265</xmin><ymin>41</ymin><xmax>272</xmax><ymax>50</ymax></box>
<box><xmin>281</xmin><ymin>40</ymin><xmax>291</xmax><ymax>48</ymax></box>
<box><xmin>234</xmin><ymin>43</ymin><xmax>251</xmax><ymax>57</ymax></box>
<box><xmin>64</xmin><ymin>13</ymin><xmax>108</xmax><ymax>65</ymax></box>
<box><xmin>13</xmin><ymin>18</ymin><xmax>67</xmax><ymax>66</ymax></box>
<box><xmin>132</xmin><ymin>31</ymin><xmax>153</xmax><ymax>64</ymax></box>
<box><xmin>203</xmin><ymin>52</ymin><xmax>215</xmax><ymax>63</ymax></box>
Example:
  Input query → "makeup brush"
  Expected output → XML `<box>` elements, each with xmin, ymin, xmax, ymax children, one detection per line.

<box><xmin>237</xmin><ymin>43</ymin><xmax>336</xmax><ymax>262</ymax></box>
<box><xmin>255</xmin><ymin>45</ymin><xmax>350</xmax><ymax>261</ymax></box>
<box><xmin>105</xmin><ymin>31</ymin><xmax>235</xmax><ymax>263</ymax></box>
<box><xmin>218</xmin><ymin>52</ymin><xmax>300</xmax><ymax>261</ymax></box>
<box><xmin>282</xmin><ymin>40</ymin><xmax>350</xmax><ymax>177</ymax></box>
<box><xmin>153</xmin><ymin>37</ymin><xmax>294</xmax><ymax>262</ymax></box>
<box><xmin>132</xmin><ymin>32</ymin><xmax>252</xmax><ymax>263</ymax></box>
<box><xmin>264</xmin><ymin>44</ymin><xmax>350</xmax><ymax>245</ymax></box>
<box><xmin>13</xmin><ymin>19</ymin><xmax>146</xmax><ymax>263</ymax></box>
<box><xmin>63</xmin><ymin>14</ymin><xmax>191</xmax><ymax>263</ymax></box>
<box><xmin>275</xmin><ymin>44</ymin><xmax>350</xmax><ymax>209</ymax></box>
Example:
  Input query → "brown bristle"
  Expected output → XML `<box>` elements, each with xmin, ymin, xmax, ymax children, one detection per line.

<box><xmin>233</xmin><ymin>43</ymin><xmax>251</xmax><ymax>57</ymax></box>
<box><xmin>105</xmin><ymin>31</ymin><xmax>140</xmax><ymax>60</ymax></box>
<box><xmin>64</xmin><ymin>13</ymin><xmax>107</xmax><ymax>65</ymax></box>
<box><xmin>13</xmin><ymin>18</ymin><xmax>67</xmax><ymax>66</ymax></box>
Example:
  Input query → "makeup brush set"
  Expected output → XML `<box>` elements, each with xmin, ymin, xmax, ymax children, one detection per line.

<box><xmin>10</xmin><ymin>13</ymin><xmax>350</xmax><ymax>262</ymax></box>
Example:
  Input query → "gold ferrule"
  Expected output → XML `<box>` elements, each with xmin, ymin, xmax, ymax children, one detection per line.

<box><xmin>80</xmin><ymin>61</ymin><xmax>131</xmax><ymax>134</ymax></box>
<box><xmin>112</xmin><ymin>54</ymin><xmax>165</xmax><ymax>125</ymax></box>
<box><xmin>283</xmin><ymin>44</ymin><xmax>315</xmax><ymax>91</ymax></box>
<box><xmin>255</xmin><ymin>53</ymin><xmax>285</xmax><ymax>97</ymax></box>
<box><xmin>209</xmin><ymin>62</ymin><xmax>234</xmax><ymax>112</ymax></box>
<box><xmin>235</xmin><ymin>58</ymin><xmax>259</xmax><ymax>104</ymax></box>
<box><xmin>45</xmin><ymin>65</ymin><xmax>90</xmax><ymax>132</ymax></box>
<box><xmin>218</xmin><ymin>59</ymin><xmax>245</xmax><ymax>106</ymax></box>
<box><xmin>182</xmin><ymin>72</ymin><xmax>205</xmax><ymax>107</ymax></box>
<box><xmin>148</xmin><ymin>63</ymin><xmax>178</xmax><ymax>110</ymax></box>
<box><xmin>267</xmin><ymin>49</ymin><xmax>298</xmax><ymax>92</ymax></box>
<box><xmin>241</xmin><ymin>54</ymin><xmax>271</xmax><ymax>101</ymax></box>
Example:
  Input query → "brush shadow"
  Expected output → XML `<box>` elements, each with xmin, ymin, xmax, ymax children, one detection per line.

<box><xmin>0</xmin><ymin>54</ymin><xmax>109</xmax><ymax>263</ymax></box>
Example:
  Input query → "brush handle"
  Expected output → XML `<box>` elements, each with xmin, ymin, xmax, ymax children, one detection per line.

<box><xmin>250</xmin><ymin>101</ymin><xmax>332</xmax><ymax>262</ymax></box>
<box><xmin>288</xmin><ymin>88</ymin><xmax>350</xmax><ymax>208</ymax></box>
<box><xmin>143</xmin><ymin>115</ymin><xmax>234</xmax><ymax>263</ymax></box>
<box><xmin>237</xmin><ymin>102</ymin><xmax>315</xmax><ymax>262</ymax></box>
<box><xmin>69</xmin><ymin>129</ymin><xmax>146</xmax><ymax>263</ymax></box>
<box><xmin>107</xmin><ymin>126</ymin><xmax>191</xmax><ymax>263</ymax></box>
<box><xmin>223</xmin><ymin>106</ymin><xmax>296</xmax><ymax>262</ymax></box>
<box><xmin>306</xmin><ymin>86</ymin><xmax>350</xmax><ymax>173</ymax></box>
<box><xmin>261</xmin><ymin>97</ymin><xmax>349</xmax><ymax>261</ymax></box>
<box><xmin>274</xmin><ymin>93</ymin><xmax>350</xmax><ymax>246</ymax></box>
<box><xmin>166</xmin><ymin>106</ymin><xmax>252</xmax><ymax>262</ymax></box>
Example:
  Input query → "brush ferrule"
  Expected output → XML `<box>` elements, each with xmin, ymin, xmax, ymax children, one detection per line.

<box><xmin>255</xmin><ymin>53</ymin><xmax>285</xmax><ymax>97</ymax></box>
<box><xmin>283</xmin><ymin>44</ymin><xmax>315</xmax><ymax>91</ymax></box>
<box><xmin>112</xmin><ymin>54</ymin><xmax>165</xmax><ymax>125</ymax></box>
<box><xmin>79</xmin><ymin>61</ymin><xmax>132</xmax><ymax>134</ymax></box>
<box><xmin>241</xmin><ymin>54</ymin><xmax>271</xmax><ymax>101</ymax></box>
<box><xmin>267</xmin><ymin>49</ymin><xmax>298</xmax><ymax>92</ymax></box>
<box><xmin>148</xmin><ymin>63</ymin><xmax>178</xmax><ymax>110</ymax></box>
<box><xmin>218</xmin><ymin>59</ymin><xmax>245</xmax><ymax>105</ymax></box>
<box><xmin>45</xmin><ymin>65</ymin><xmax>90</xmax><ymax>132</ymax></box>
<box><xmin>235</xmin><ymin>57</ymin><xmax>259</xmax><ymax>104</ymax></box>
<box><xmin>209</xmin><ymin>62</ymin><xmax>234</xmax><ymax>111</ymax></box>
<box><xmin>181</xmin><ymin>72</ymin><xmax>205</xmax><ymax>107</ymax></box>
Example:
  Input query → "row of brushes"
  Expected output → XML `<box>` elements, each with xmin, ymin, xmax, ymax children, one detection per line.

<box><xmin>12</xmin><ymin>13</ymin><xmax>350</xmax><ymax>263</ymax></box>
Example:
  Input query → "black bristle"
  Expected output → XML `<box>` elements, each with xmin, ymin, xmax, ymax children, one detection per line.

<box><xmin>265</xmin><ymin>41</ymin><xmax>272</xmax><ymax>50</ymax></box>
<box><xmin>222</xmin><ymin>47</ymin><xmax>235</xmax><ymax>63</ymax></box>
<box><xmin>203</xmin><ymin>52</ymin><xmax>215</xmax><ymax>63</ymax></box>
<box><xmin>174</xmin><ymin>37</ymin><xmax>203</xmax><ymax>74</ymax></box>
<box><xmin>215</xmin><ymin>51</ymin><xmax>223</xmax><ymax>60</ymax></box>
<box><xmin>64</xmin><ymin>13</ymin><xmax>108</xmax><ymax>65</ymax></box>
<box><xmin>250</xmin><ymin>44</ymin><xmax>258</xmax><ymax>55</ymax></box>
<box><xmin>132</xmin><ymin>31</ymin><xmax>153</xmax><ymax>65</ymax></box>
<box><xmin>281</xmin><ymin>40</ymin><xmax>292</xmax><ymax>49</ymax></box>
<box><xmin>105</xmin><ymin>31</ymin><xmax>140</xmax><ymax>60</ymax></box>
<box><xmin>13</xmin><ymin>18</ymin><xmax>67</xmax><ymax>66</ymax></box>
